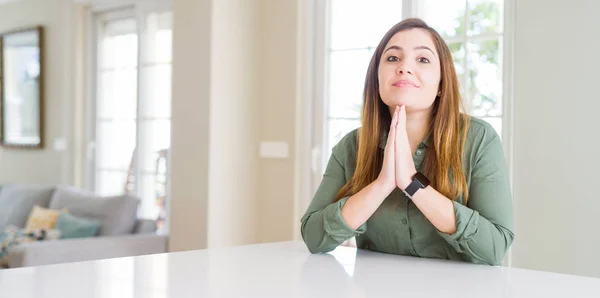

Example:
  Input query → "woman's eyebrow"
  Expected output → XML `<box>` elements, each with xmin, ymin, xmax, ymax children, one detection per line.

<box><xmin>383</xmin><ymin>45</ymin><xmax>437</xmax><ymax>57</ymax></box>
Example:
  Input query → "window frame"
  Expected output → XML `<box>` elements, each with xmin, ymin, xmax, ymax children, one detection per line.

<box><xmin>85</xmin><ymin>6</ymin><xmax>137</xmax><ymax>193</ymax></box>
<box><xmin>85</xmin><ymin>0</ymin><xmax>173</xmax><ymax>231</ymax></box>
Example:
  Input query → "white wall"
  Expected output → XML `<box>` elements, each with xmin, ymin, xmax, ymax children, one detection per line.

<box><xmin>208</xmin><ymin>0</ymin><xmax>260</xmax><ymax>248</ymax></box>
<box><xmin>511</xmin><ymin>0</ymin><xmax>600</xmax><ymax>278</ymax></box>
<box><xmin>0</xmin><ymin>0</ymin><xmax>80</xmax><ymax>186</ymax></box>
<box><xmin>171</xmin><ymin>0</ymin><xmax>302</xmax><ymax>248</ymax></box>
<box><xmin>256</xmin><ymin>0</ymin><xmax>299</xmax><ymax>244</ymax></box>
<box><xmin>169</xmin><ymin>0</ymin><xmax>262</xmax><ymax>250</ymax></box>
<box><xmin>169</xmin><ymin>0</ymin><xmax>212</xmax><ymax>251</ymax></box>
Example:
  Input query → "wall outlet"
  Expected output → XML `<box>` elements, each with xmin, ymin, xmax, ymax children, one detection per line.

<box><xmin>259</xmin><ymin>141</ymin><xmax>289</xmax><ymax>159</ymax></box>
<box><xmin>53</xmin><ymin>138</ymin><xmax>67</xmax><ymax>152</ymax></box>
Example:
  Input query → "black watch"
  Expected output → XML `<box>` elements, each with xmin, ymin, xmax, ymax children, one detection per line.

<box><xmin>402</xmin><ymin>172</ymin><xmax>430</xmax><ymax>199</ymax></box>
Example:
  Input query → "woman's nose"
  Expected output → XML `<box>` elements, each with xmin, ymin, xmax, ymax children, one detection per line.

<box><xmin>396</xmin><ymin>62</ymin><xmax>413</xmax><ymax>75</ymax></box>
<box><xmin>396</xmin><ymin>66</ymin><xmax>413</xmax><ymax>74</ymax></box>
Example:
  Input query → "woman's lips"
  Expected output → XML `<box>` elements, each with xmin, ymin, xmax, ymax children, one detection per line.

<box><xmin>393</xmin><ymin>80</ymin><xmax>419</xmax><ymax>88</ymax></box>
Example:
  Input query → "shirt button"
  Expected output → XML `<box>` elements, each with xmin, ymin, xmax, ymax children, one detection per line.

<box><xmin>416</xmin><ymin>150</ymin><xmax>422</xmax><ymax>156</ymax></box>
<box><xmin>402</xmin><ymin>219</ymin><xmax>408</xmax><ymax>225</ymax></box>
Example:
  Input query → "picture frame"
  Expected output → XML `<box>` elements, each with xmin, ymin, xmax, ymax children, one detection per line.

<box><xmin>0</xmin><ymin>26</ymin><xmax>44</xmax><ymax>149</ymax></box>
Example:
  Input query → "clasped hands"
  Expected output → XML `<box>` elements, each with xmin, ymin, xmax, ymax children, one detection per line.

<box><xmin>376</xmin><ymin>106</ymin><xmax>418</xmax><ymax>193</ymax></box>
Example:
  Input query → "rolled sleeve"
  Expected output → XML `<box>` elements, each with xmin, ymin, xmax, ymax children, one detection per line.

<box><xmin>438</xmin><ymin>134</ymin><xmax>515</xmax><ymax>265</ymax></box>
<box><xmin>300</xmin><ymin>134</ymin><xmax>366</xmax><ymax>254</ymax></box>
<box><xmin>301</xmin><ymin>176</ymin><xmax>368</xmax><ymax>254</ymax></box>
<box><xmin>323</xmin><ymin>197</ymin><xmax>367</xmax><ymax>240</ymax></box>
<box><xmin>437</xmin><ymin>201</ymin><xmax>478</xmax><ymax>252</ymax></box>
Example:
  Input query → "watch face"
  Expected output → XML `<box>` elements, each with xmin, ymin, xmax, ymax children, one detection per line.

<box><xmin>414</xmin><ymin>172</ymin><xmax>431</xmax><ymax>188</ymax></box>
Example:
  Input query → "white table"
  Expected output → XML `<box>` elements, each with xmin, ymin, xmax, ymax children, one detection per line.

<box><xmin>0</xmin><ymin>241</ymin><xmax>599</xmax><ymax>297</ymax></box>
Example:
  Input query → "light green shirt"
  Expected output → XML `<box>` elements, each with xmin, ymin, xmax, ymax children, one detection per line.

<box><xmin>300</xmin><ymin>116</ymin><xmax>514</xmax><ymax>265</ymax></box>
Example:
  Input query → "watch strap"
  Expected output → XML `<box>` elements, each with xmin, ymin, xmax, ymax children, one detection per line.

<box><xmin>404</xmin><ymin>180</ymin><xmax>422</xmax><ymax>198</ymax></box>
<box><xmin>402</xmin><ymin>172</ymin><xmax>430</xmax><ymax>199</ymax></box>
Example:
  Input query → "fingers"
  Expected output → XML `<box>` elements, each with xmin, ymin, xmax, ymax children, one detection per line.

<box><xmin>398</xmin><ymin>105</ymin><xmax>406</xmax><ymax>127</ymax></box>
<box><xmin>396</xmin><ymin>105</ymin><xmax>406</xmax><ymax>138</ymax></box>
<box><xmin>387</xmin><ymin>107</ymin><xmax>399</xmax><ymax>148</ymax></box>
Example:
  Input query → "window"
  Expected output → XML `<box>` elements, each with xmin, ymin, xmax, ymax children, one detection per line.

<box><xmin>324</xmin><ymin>0</ymin><xmax>405</xmax><ymax>164</ymax></box>
<box><xmin>88</xmin><ymin>5</ymin><xmax>172</xmax><ymax>233</ymax></box>
<box><xmin>320</xmin><ymin>0</ymin><xmax>507</xmax><ymax>175</ymax></box>
<box><xmin>418</xmin><ymin>0</ymin><xmax>505</xmax><ymax>135</ymax></box>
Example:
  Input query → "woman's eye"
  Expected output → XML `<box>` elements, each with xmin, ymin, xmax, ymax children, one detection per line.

<box><xmin>417</xmin><ymin>57</ymin><xmax>430</xmax><ymax>63</ymax></box>
<box><xmin>386</xmin><ymin>56</ymin><xmax>399</xmax><ymax>62</ymax></box>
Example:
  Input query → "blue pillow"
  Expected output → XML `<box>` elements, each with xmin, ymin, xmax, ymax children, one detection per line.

<box><xmin>55</xmin><ymin>212</ymin><xmax>101</xmax><ymax>239</ymax></box>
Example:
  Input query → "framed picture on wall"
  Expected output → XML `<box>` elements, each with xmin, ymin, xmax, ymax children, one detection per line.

<box><xmin>0</xmin><ymin>26</ymin><xmax>44</xmax><ymax>149</ymax></box>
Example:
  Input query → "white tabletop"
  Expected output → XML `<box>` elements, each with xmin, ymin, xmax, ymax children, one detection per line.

<box><xmin>0</xmin><ymin>241</ymin><xmax>599</xmax><ymax>297</ymax></box>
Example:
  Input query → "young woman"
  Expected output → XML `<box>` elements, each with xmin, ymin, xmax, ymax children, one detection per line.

<box><xmin>301</xmin><ymin>18</ymin><xmax>514</xmax><ymax>266</ymax></box>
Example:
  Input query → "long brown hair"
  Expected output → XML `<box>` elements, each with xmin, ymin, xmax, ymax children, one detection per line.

<box><xmin>335</xmin><ymin>18</ymin><xmax>471</xmax><ymax>203</ymax></box>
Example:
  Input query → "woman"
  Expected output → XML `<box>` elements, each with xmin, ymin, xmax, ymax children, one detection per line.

<box><xmin>300</xmin><ymin>18</ymin><xmax>514</xmax><ymax>266</ymax></box>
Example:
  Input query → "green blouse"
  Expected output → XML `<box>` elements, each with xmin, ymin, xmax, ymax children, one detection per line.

<box><xmin>300</xmin><ymin>116</ymin><xmax>514</xmax><ymax>265</ymax></box>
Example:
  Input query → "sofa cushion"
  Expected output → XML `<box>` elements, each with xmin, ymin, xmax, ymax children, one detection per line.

<box><xmin>55</xmin><ymin>211</ymin><xmax>101</xmax><ymax>239</ymax></box>
<box><xmin>49</xmin><ymin>186</ymin><xmax>139</xmax><ymax>236</ymax></box>
<box><xmin>133</xmin><ymin>219</ymin><xmax>158</xmax><ymax>234</ymax></box>
<box><xmin>0</xmin><ymin>184</ymin><xmax>55</xmax><ymax>232</ymax></box>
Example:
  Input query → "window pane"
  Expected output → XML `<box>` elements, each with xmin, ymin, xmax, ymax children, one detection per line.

<box><xmin>327</xmin><ymin>119</ymin><xmax>361</xmax><ymax>159</ymax></box>
<box><xmin>100</xmin><ymin>18</ymin><xmax>137</xmax><ymax>69</ymax></box>
<box><xmin>330</xmin><ymin>0</ymin><xmax>402</xmax><ymax>50</ymax></box>
<box><xmin>419</xmin><ymin>0</ymin><xmax>467</xmax><ymax>38</ymax></box>
<box><xmin>367</xmin><ymin>0</ymin><xmax>404</xmax><ymax>47</ymax></box>
<box><xmin>479</xmin><ymin>116</ymin><xmax>502</xmax><ymax>139</ymax></box>
<box><xmin>97</xmin><ymin>68</ymin><xmax>137</xmax><ymax>119</ymax></box>
<box><xmin>448</xmin><ymin>42</ymin><xmax>466</xmax><ymax>96</ymax></box>
<box><xmin>96</xmin><ymin>170</ymin><xmax>128</xmax><ymax>197</ymax></box>
<box><xmin>329</xmin><ymin>49</ymin><xmax>372</xmax><ymax>119</ymax></box>
<box><xmin>140</xmin><ymin>65</ymin><xmax>171</xmax><ymax>118</ymax></box>
<box><xmin>448</xmin><ymin>42</ymin><xmax>466</xmax><ymax>77</ymax></box>
<box><xmin>138</xmin><ymin>172</ymin><xmax>161</xmax><ymax>218</ymax></box>
<box><xmin>468</xmin><ymin>0</ymin><xmax>503</xmax><ymax>36</ymax></box>
<box><xmin>467</xmin><ymin>38</ymin><xmax>502</xmax><ymax>117</ymax></box>
<box><xmin>96</xmin><ymin>120</ymin><xmax>136</xmax><ymax>170</ymax></box>
<box><xmin>139</xmin><ymin>119</ymin><xmax>171</xmax><ymax>172</ymax></box>
<box><xmin>95</xmin><ymin>16</ymin><xmax>139</xmax><ymax>198</ymax></box>
<box><xmin>142</xmin><ymin>11</ymin><xmax>172</xmax><ymax>64</ymax></box>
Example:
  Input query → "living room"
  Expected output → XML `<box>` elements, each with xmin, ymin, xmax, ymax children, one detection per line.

<box><xmin>1</xmin><ymin>0</ymin><xmax>599</xmax><ymax>296</ymax></box>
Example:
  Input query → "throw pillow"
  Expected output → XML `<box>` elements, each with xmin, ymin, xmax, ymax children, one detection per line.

<box><xmin>55</xmin><ymin>212</ymin><xmax>101</xmax><ymax>239</ymax></box>
<box><xmin>24</xmin><ymin>205</ymin><xmax>62</xmax><ymax>232</ymax></box>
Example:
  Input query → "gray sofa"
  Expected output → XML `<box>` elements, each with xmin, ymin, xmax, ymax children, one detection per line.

<box><xmin>0</xmin><ymin>184</ymin><xmax>168</xmax><ymax>268</ymax></box>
